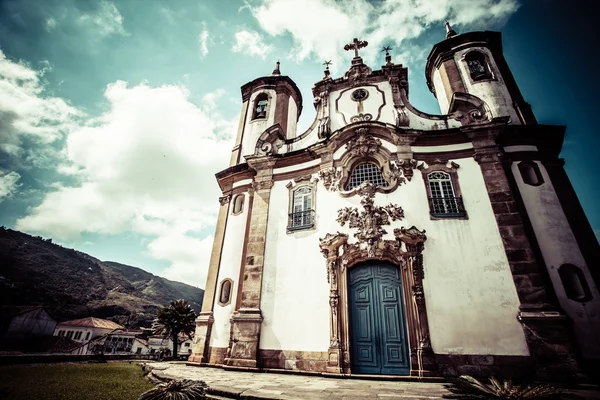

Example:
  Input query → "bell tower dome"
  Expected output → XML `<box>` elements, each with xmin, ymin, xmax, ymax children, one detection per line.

<box><xmin>425</xmin><ymin>24</ymin><xmax>536</xmax><ymax>125</ymax></box>
<box><xmin>229</xmin><ymin>62</ymin><xmax>303</xmax><ymax>166</ymax></box>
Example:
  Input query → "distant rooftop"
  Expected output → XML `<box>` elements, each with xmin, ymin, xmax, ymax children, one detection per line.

<box><xmin>56</xmin><ymin>317</ymin><xmax>123</xmax><ymax>330</ymax></box>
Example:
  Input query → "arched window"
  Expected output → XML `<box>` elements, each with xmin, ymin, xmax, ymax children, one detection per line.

<box><xmin>253</xmin><ymin>93</ymin><xmax>269</xmax><ymax>120</ymax></box>
<box><xmin>289</xmin><ymin>186</ymin><xmax>314</xmax><ymax>230</ymax></box>
<box><xmin>518</xmin><ymin>161</ymin><xmax>544</xmax><ymax>186</ymax></box>
<box><xmin>345</xmin><ymin>162</ymin><xmax>388</xmax><ymax>190</ymax></box>
<box><xmin>558</xmin><ymin>264</ymin><xmax>592</xmax><ymax>302</ymax></box>
<box><xmin>232</xmin><ymin>194</ymin><xmax>244</xmax><ymax>215</ymax></box>
<box><xmin>218</xmin><ymin>279</ymin><xmax>233</xmax><ymax>306</ymax></box>
<box><xmin>427</xmin><ymin>171</ymin><xmax>465</xmax><ymax>216</ymax></box>
<box><xmin>465</xmin><ymin>51</ymin><xmax>491</xmax><ymax>81</ymax></box>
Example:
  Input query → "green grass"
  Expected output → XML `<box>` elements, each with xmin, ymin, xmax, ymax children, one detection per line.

<box><xmin>0</xmin><ymin>362</ymin><xmax>155</xmax><ymax>400</ymax></box>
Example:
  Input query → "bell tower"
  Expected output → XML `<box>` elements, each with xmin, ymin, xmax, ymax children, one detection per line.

<box><xmin>425</xmin><ymin>24</ymin><xmax>536</xmax><ymax>125</ymax></box>
<box><xmin>229</xmin><ymin>62</ymin><xmax>303</xmax><ymax>166</ymax></box>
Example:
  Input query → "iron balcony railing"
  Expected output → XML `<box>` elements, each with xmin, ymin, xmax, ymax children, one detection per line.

<box><xmin>288</xmin><ymin>210</ymin><xmax>315</xmax><ymax>231</ymax></box>
<box><xmin>428</xmin><ymin>196</ymin><xmax>466</xmax><ymax>217</ymax></box>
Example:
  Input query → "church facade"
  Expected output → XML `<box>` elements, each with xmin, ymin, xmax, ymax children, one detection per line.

<box><xmin>190</xmin><ymin>26</ymin><xmax>600</xmax><ymax>380</ymax></box>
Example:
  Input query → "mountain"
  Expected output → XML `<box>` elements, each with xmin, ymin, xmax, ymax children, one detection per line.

<box><xmin>0</xmin><ymin>227</ymin><xmax>204</xmax><ymax>328</ymax></box>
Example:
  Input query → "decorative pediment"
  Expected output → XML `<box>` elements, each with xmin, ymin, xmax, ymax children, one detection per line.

<box><xmin>255</xmin><ymin>124</ymin><xmax>286</xmax><ymax>156</ymax></box>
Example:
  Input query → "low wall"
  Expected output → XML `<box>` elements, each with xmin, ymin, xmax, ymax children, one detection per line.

<box><xmin>0</xmin><ymin>353</ymin><xmax>163</xmax><ymax>365</ymax></box>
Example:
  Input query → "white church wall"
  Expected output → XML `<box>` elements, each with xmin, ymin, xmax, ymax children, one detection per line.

<box><xmin>260</xmin><ymin>179</ymin><xmax>331</xmax><ymax>352</ymax></box>
<box><xmin>287</xmin><ymin>97</ymin><xmax>297</xmax><ymax>139</ymax></box>
<box><xmin>432</xmin><ymin>69</ymin><xmax>450</xmax><ymax>114</ymax></box>
<box><xmin>208</xmin><ymin>192</ymin><xmax>249</xmax><ymax>349</ymax></box>
<box><xmin>454</xmin><ymin>47</ymin><xmax>521</xmax><ymax>125</ymax></box>
<box><xmin>241</xmin><ymin>89</ymin><xmax>278</xmax><ymax>161</ymax></box>
<box><xmin>409</xmin><ymin>158</ymin><xmax>528</xmax><ymax>356</ymax></box>
<box><xmin>510</xmin><ymin>160</ymin><xmax>600</xmax><ymax>358</ymax></box>
<box><xmin>259</xmin><ymin>156</ymin><xmax>528</xmax><ymax>356</ymax></box>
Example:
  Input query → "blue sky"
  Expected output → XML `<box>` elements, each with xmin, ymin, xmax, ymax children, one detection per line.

<box><xmin>0</xmin><ymin>0</ymin><xmax>597</xmax><ymax>288</ymax></box>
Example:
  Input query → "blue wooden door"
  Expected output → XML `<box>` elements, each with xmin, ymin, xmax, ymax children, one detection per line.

<box><xmin>349</xmin><ymin>262</ymin><xmax>410</xmax><ymax>375</ymax></box>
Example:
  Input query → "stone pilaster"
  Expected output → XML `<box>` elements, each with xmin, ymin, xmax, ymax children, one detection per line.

<box><xmin>465</xmin><ymin>123</ymin><xmax>582</xmax><ymax>381</ymax></box>
<box><xmin>226</xmin><ymin>157</ymin><xmax>275</xmax><ymax>368</ymax></box>
<box><xmin>190</xmin><ymin>194</ymin><xmax>230</xmax><ymax>363</ymax></box>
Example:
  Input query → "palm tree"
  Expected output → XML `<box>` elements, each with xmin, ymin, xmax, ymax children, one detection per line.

<box><xmin>152</xmin><ymin>299</ymin><xmax>196</xmax><ymax>359</ymax></box>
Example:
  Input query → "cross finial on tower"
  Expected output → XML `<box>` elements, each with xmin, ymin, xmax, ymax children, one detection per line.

<box><xmin>445</xmin><ymin>22</ymin><xmax>457</xmax><ymax>39</ymax></box>
<box><xmin>344</xmin><ymin>38</ymin><xmax>368</xmax><ymax>58</ymax></box>
<box><xmin>272</xmin><ymin>60</ymin><xmax>281</xmax><ymax>75</ymax></box>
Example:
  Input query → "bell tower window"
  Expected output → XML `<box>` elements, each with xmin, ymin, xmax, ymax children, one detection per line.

<box><xmin>465</xmin><ymin>51</ymin><xmax>491</xmax><ymax>81</ymax></box>
<box><xmin>253</xmin><ymin>93</ymin><xmax>269</xmax><ymax>120</ymax></box>
<box><xmin>345</xmin><ymin>162</ymin><xmax>388</xmax><ymax>190</ymax></box>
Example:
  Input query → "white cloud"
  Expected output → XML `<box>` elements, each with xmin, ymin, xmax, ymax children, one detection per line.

<box><xmin>199</xmin><ymin>21</ymin><xmax>210</xmax><ymax>58</ymax></box>
<box><xmin>0</xmin><ymin>171</ymin><xmax>21</xmax><ymax>201</ymax></box>
<box><xmin>0</xmin><ymin>50</ymin><xmax>81</xmax><ymax>159</ymax></box>
<box><xmin>249</xmin><ymin>0</ymin><xmax>519</xmax><ymax>69</ymax></box>
<box><xmin>45</xmin><ymin>17</ymin><xmax>58</xmax><ymax>32</ymax></box>
<box><xmin>78</xmin><ymin>1</ymin><xmax>127</xmax><ymax>37</ymax></box>
<box><xmin>16</xmin><ymin>81</ymin><xmax>236</xmax><ymax>287</ymax></box>
<box><xmin>232</xmin><ymin>30</ymin><xmax>273</xmax><ymax>59</ymax></box>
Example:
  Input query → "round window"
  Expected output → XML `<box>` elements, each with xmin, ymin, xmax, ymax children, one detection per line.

<box><xmin>351</xmin><ymin>88</ymin><xmax>369</xmax><ymax>101</ymax></box>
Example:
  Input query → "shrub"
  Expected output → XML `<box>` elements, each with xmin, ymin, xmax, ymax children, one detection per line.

<box><xmin>138</xmin><ymin>379</ymin><xmax>208</xmax><ymax>400</ymax></box>
<box><xmin>443</xmin><ymin>375</ymin><xmax>571</xmax><ymax>399</ymax></box>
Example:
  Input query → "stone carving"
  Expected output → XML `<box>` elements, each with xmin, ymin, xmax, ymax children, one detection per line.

<box><xmin>255</xmin><ymin>124</ymin><xmax>285</xmax><ymax>156</ymax></box>
<box><xmin>397</xmin><ymin>159</ymin><xmax>418</xmax><ymax>182</ymax></box>
<box><xmin>319</xmin><ymin>232</ymin><xmax>348</xmax><ymax>259</ymax></box>
<box><xmin>346</xmin><ymin>128</ymin><xmax>381</xmax><ymax>158</ymax></box>
<box><xmin>350</xmin><ymin>113</ymin><xmax>373</xmax><ymax>123</ymax></box>
<box><xmin>395</xmin><ymin>104</ymin><xmax>409</xmax><ymax>127</ymax></box>
<box><xmin>252</xmin><ymin>179</ymin><xmax>274</xmax><ymax>191</ymax></box>
<box><xmin>218</xmin><ymin>195</ymin><xmax>231</xmax><ymax>206</ymax></box>
<box><xmin>318</xmin><ymin>116</ymin><xmax>331</xmax><ymax>138</ymax></box>
<box><xmin>386</xmin><ymin>161</ymin><xmax>406</xmax><ymax>185</ymax></box>
<box><xmin>318</xmin><ymin>167</ymin><xmax>343</xmax><ymax>192</ymax></box>
<box><xmin>337</xmin><ymin>182</ymin><xmax>404</xmax><ymax>256</ymax></box>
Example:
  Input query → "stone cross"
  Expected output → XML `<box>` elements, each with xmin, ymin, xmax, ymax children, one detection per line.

<box><xmin>344</xmin><ymin>38</ymin><xmax>368</xmax><ymax>58</ymax></box>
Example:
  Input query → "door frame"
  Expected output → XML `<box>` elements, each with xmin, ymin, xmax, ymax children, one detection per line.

<box><xmin>319</xmin><ymin>227</ymin><xmax>437</xmax><ymax>376</ymax></box>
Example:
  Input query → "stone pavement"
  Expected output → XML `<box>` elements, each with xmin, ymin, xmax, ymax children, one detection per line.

<box><xmin>144</xmin><ymin>362</ymin><xmax>600</xmax><ymax>400</ymax></box>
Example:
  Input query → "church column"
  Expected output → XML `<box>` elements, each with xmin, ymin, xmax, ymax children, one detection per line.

<box><xmin>464</xmin><ymin>123</ymin><xmax>582</xmax><ymax>381</ymax></box>
<box><xmin>226</xmin><ymin>157</ymin><xmax>275</xmax><ymax>368</ymax></box>
<box><xmin>189</xmin><ymin>194</ymin><xmax>231</xmax><ymax>364</ymax></box>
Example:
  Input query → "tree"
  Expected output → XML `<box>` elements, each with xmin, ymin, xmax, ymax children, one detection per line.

<box><xmin>153</xmin><ymin>299</ymin><xmax>196</xmax><ymax>359</ymax></box>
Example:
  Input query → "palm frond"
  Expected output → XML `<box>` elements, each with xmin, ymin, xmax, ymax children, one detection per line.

<box><xmin>139</xmin><ymin>379</ymin><xmax>207</xmax><ymax>400</ymax></box>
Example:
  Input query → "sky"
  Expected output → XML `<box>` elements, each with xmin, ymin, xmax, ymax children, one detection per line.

<box><xmin>0</xmin><ymin>0</ymin><xmax>598</xmax><ymax>289</ymax></box>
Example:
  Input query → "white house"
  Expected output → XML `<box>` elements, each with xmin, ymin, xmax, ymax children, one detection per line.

<box><xmin>54</xmin><ymin>317</ymin><xmax>123</xmax><ymax>355</ymax></box>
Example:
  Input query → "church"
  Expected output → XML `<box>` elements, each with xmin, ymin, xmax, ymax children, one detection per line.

<box><xmin>189</xmin><ymin>25</ymin><xmax>600</xmax><ymax>380</ymax></box>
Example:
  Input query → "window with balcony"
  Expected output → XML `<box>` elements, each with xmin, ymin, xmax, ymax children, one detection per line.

<box><xmin>288</xmin><ymin>186</ymin><xmax>315</xmax><ymax>231</ymax></box>
<box><xmin>426</xmin><ymin>171</ymin><xmax>466</xmax><ymax>217</ymax></box>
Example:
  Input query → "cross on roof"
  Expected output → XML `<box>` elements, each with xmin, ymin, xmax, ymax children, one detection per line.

<box><xmin>344</xmin><ymin>38</ymin><xmax>368</xmax><ymax>58</ymax></box>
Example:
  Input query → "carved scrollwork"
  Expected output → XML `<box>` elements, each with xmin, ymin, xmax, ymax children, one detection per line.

<box><xmin>252</xmin><ymin>179</ymin><xmax>274</xmax><ymax>191</ymax></box>
<box><xmin>218</xmin><ymin>195</ymin><xmax>231</xmax><ymax>206</ymax></box>
<box><xmin>395</xmin><ymin>104</ymin><xmax>409</xmax><ymax>127</ymax></box>
<box><xmin>346</xmin><ymin>128</ymin><xmax>381</xmax><ymax>158</ymax></box>
<box><xmin>318</xmin><ymin>116</ymin><xmax>331</xmax><ymax>138</ymax></box>
<box><xmin>337</xmin><ymin>182</ymin><xmax>404</xmax><ymax>257</ymax></box>
<box><xmin>397</xmin><ymin>159</ymin><xmax>417</xmax><ymax>181</ymax></box>
<box><xmin>350</xmin><ymin>113</ymin><xmax>373</xmax><ymax>123</ymax></box>
<box><xmin>318</xmin><ymin>167</ymin><xmax>342</xmax><ymax>192</ymax></box>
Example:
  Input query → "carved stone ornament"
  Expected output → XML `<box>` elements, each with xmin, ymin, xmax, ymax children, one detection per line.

<box><xmin>336</xmin><ymin>182</ymin><xmax>404</xmax><ymax>257</ymax></box>
<box><xmin>346</xmin><ymin>128</ymin><xmax>381</xmax><ymax>158</ymax></box>
<box><xmin>319</xmin><ymin>232</ymin><xmax>349</xmax><ymax>259</ymax></box>
<box><xmin>218</xmin><ymin>195</ymin><xmax>231</xmax><ymax>206</ymax></box>
<box><xmin>397</xmin><ymin>159</ymin><xmax>418</xmax><ymax>181</ymax></box>
<box><xmin>252</xmin><ymin>179</ymin><xmax>274</xmax><ymax>191</ymax></box>
<box><xmin>395</xmin><ymin>104</ymin><xmax>409</xmax><ymax>127</ymax></box>
<box><xmin>350</xmin><ymin>113</ymin><xmax>373</xmax><ymax>123</ymax></box>
<box><xmin>318</xmin><ymin>116</ymin><xmax>331</xmax><ymax>138</ymax></box>
<box><xmin>255</xmin><ymin>124</ymin><xmax>285</xmax><ymax>156</ymax></box>
<box><xmin>319</xmin><ymin>167</ymin><xmax>343</xmax><ymax>192</ymax></box>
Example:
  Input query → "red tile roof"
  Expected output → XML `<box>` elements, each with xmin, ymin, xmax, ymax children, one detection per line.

<box><xmin>57</xmin><ymin>317</ymin><xmax>122</xmax><ymax>330</ymax></box>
